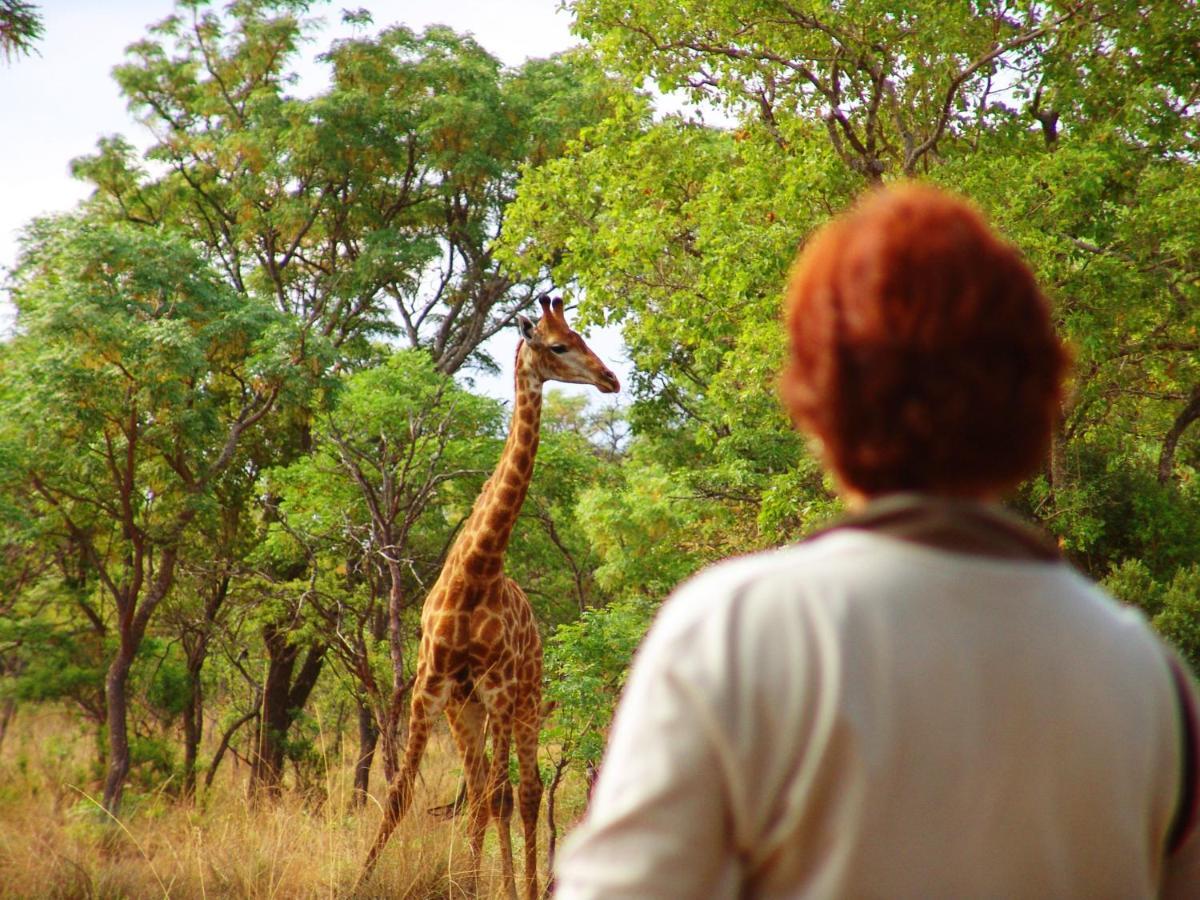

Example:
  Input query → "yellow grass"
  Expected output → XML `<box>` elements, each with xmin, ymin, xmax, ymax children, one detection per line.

<box><xmin>0</xmin><ymin>708</ymin><xmax>589</xmax><ymax>899</ymax></box>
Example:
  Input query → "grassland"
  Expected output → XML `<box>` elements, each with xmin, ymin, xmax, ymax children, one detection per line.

<box><xmin>0</xmin><ymin>708</ymin><xmax>586</xmax><ymax>898</ymax></box>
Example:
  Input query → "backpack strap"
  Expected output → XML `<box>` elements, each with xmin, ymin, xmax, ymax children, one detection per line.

<box><xmin>1166</xmin><ymin>653</ymin><xmax>1199</xmax><ymax>855</ymax></box>
<box><xmin>806</xmin><ymin>493</ymin><xmax>1060</xmax><ymax>562</ymax></box>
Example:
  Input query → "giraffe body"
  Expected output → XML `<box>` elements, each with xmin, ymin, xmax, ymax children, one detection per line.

<box><xmin>362</xmin><ymin>297</ymin><xmax>618</xmax><ymax>899</ymax></box>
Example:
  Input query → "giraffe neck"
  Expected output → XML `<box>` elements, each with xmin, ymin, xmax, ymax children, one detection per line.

<box><xmin>455</xmin><ymin>346</ymin><xmax>543</xmax><ymax>580</ymax></box>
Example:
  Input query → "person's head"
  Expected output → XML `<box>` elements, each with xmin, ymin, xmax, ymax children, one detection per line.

<box><xmin>781</xmin><ymin>183</ymin><xmax>1069</xmax><ymax>500</ymax></box>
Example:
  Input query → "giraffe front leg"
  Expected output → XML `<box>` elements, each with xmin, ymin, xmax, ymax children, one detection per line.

<box><xmin>514</xmin><ymin>706</ymin><xmax>543</xmax><ymax>900</ymax></box>
<box><xmin>445</xmin><ymin>697</ymin><xmax>489</xmax><ymax>887</ymax></box>
<box><xmin>487</xmin><ymin>713</ymin><xmax>518</xmax><ymax>900</ymax></box>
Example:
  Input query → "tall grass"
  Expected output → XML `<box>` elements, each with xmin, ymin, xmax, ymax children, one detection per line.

<box><xmin>0</xmin><ymin>707</ymin><xmax>587</xmax><ymax>898</ymax></box>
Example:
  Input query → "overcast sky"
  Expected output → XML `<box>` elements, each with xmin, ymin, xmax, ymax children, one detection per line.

<box><xmin>0</xmin><ymin>1</ymin><xmax>629</xmax><ymax>399</ymax></box>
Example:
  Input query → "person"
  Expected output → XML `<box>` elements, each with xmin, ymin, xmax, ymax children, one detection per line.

<box><xmin>553</xmin><ymin>183</ymin><xmax>1200</xmax><ymax>898</ymax></box>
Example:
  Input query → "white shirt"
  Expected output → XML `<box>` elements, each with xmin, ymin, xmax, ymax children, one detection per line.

<box><xmin>556</xmin><ymin>530</ymin><xmax>1200</xmax><ymax>898</ymax></box>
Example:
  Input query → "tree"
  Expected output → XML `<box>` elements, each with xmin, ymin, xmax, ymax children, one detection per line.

<box><xmin>0</xmin><ymin>0</ymin><xmax>41</xmax><ymax>61</ymax></box>
<box><xmin>76</xmin><ymin>2</ymin><xmax>628</xmax><ymax>374</ymax></box>
<box><xmin>569</xmin><ymin>1</ymin><xmax>1200</xmax><ymax>178</ymax></box>
<box><xmin>264</xmin><ymin>350</ymin><xmax>500</xmax><ymax>799</ymax></box>
<box><xmin>505</xmin><ymin>0</ymin><xmax>1200</xmax><ymax>576</ymax></box>
<box><xmin>2</xmin><ymin>216</ymin><xmax>298</xmax><ymax>812</ymax></box>
<box><xmin>158</xmin><ymin>462</ymin><xmax>260</xmax><ymax>799</ymax></box>
<box><xmin>61</xmin><ymin>3</ymin><xmax>631</xmax><ymax>795</ymax></box>
<box><xmin>541</xmin><ymin>596</ymin><xmax>655</xmax><ymax>871</ymax></box>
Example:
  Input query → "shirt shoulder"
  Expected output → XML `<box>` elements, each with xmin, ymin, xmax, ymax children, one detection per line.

<box><xmin>653</xmin><ymin>528</ymin><xmax>1160</xmax><ymax>654</ymax></box>
<box><xmin>645</xmin><ymin>535</ymin><xmax>844</xmax><ymax>640</ymax></box>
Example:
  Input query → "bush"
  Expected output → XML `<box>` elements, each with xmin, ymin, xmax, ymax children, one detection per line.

<box><xmin>1153</xmin><ymin>566</ymin><xmax>1200</xmax><ymax>672</ymax></box>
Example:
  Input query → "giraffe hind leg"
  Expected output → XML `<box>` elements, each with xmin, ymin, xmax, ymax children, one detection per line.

<box><xmin>360</xmin><ymin>678</ymin><xmax>445</xmax><ymax>882</ymax></box>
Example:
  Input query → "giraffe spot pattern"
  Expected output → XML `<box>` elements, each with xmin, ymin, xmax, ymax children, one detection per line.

<box><xmin>464</xmin><ymin>553</ymin><xmax>491</xmax><ymax>579</ymax></box>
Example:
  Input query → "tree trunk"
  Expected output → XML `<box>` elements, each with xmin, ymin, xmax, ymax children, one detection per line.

<box><xmin>92</xmin><ymin>711</ymin><xmax>107</xmax><ymax>782</ymax></box>
<box><xmin>250</xmin><ymin>628</ymin><xmax>326</xmax><ymax>799</ymax></box>
<box><xmin>98</xmin><ymin>547</ymin><xmax>181</xmax><ymax>815</ymax></box>
<box><xmin>1048</xmin><ymin>428</ymin><xmax>1067</xmax><ymax>500</ymax></box>
<box><xmin>289</xmin><ymin>645</ymin><xmax>326</xmax><ymax>729</ymax></box>
<box><xmin>382</xmin><ymin>559</ymin><xmax>409</xmax><ymax>780</ymax></box>
<box><xmin>544</xmin><ymin>755</ymin><xmax>571</xmax><ymax>895</ymax></box>
<box><xmin>380</xmin><ymin>703</ymin><xmax>401</xmax><ymax>784</ymax></box>
<box><xmin>181</xmin><ymin>652</ymin><xmax>204</xmax><ymax>800</ymax></box>
<box><xmin>353</xmin><ymin>701</ymin><xmax>378</xmax><ymax>808</ymax></box>
<box><xmin>0</xmin><ymin>697</ymin><xmax>16</xmax><ymax>751</ymax></box>
<box><xmin>102</xmin><ymin>646</ymin><xmax>135</xmax><ymax>813</ymax></box>
<box><xmin>181</xmin><ymin>575</ymin><xmax>227</xmax><ymax>800</ymax></box>
<box><xmin>251</xmin><ymin>629</ymin><xmax>298</xmax><ymax>797</ymax></box>
<box><xmin>205</xmin><ymin>707</ymin><xmax>258</xmax><ymax>792</ymax></box>
<box><xmin>1159</xmin><ymin>384</ymin><xmax>1200</xmax><ymax>485</ymax></box>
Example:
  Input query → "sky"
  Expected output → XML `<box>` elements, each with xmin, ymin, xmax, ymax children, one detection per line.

<box><xmin>0</xmin><ymin>0</ymin><xmax>630</xmax><ymax>401</ymax></box>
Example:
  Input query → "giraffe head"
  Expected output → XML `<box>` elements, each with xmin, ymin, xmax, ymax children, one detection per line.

<box><xmin>516</xmin><ymin>296</ymin><xmax>620</xmax><ymax>394</ymax></box>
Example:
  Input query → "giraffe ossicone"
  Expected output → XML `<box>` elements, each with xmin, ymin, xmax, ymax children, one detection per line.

<box><xmin>360</xmin><ymin>295</ymin><xmax>619</xmax><ymax>900</ymax></box>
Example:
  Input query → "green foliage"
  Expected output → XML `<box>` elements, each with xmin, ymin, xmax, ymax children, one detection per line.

<box><xmin>1</xmin><ymin>215</ymin><xmax>298</xmax><ymax>624</ymax></box>
<box><xmin>1152</xmin><ymin>567</ymin><xmax>1200</xmax><ymax>673</ymax></box>
<box><xmin>576</xmin><ymin>461</ymin><xmax>701</xmax><ymax>598</ymax></box>
<box><xmin>509</xmin><ymin>402</ymin><xmax>614</xmax><ymax>625</ymax></box>
<box><xmin>76</xmin><ymin>1</ymin><xmax>631</xmax><ymax>374</ymax></box>
<box><xmin>543</xmin><ymin>596</ymin><xmax>656</xmax><ymax>768</ymax></box>
<box><xmin>500</xmin><ymin>0</ymin><xmax>1200</xmax><ymax>593</ymax></box>
<box><xmin>127</xmin><ymin>734</ymin><xmax>178</xmax><ymax>790</ymax></box>
<box><xmin>138</xmin><ymin>639</ymin><xmax>191</xmax><ymax>721</ymax></box>
<box><xmin>3</xmin><ymin>619</ymin><xmax>106</xmax><ymax>711</ymax></box>
<box><xmin>0</xmin><ymin>0</ymin><xmax>42</xmax><ymax>61</ymax></box>
<box><xmin>1102</xmin><ymin>558</ymin><xmax>1164</xmax><ymax>620</ymax></box>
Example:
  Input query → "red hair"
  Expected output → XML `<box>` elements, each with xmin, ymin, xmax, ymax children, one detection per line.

<box><xmin>781</xmin><ymin>183</ymin><xmax>1069</xmax><ymax>497</ymax></box>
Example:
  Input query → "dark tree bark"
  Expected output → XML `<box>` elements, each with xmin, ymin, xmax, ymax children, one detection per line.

<box><xmin>1158</xmin><ymin>384</ymin><xmax>1200</xmax><ymax>485</ymax></box>
<box><xmin>249</xmin><ymin>627</ymin><xmax>326</xmax><ymax>798</ymax></box>
<box><xmin>180</xmin><ymin>576</ymin><xmax>230</xmax><ymax>800</ymax></box>
<box><xmin>182</xmin><ymin>677</ymin><xmax>202</xmax><ymax>799</ymax></box>
<box><xmin>251</xmin><ymin>626</ymin><xmax>299</xmax><ymax>795</ymax></box>
<box><xmin>0</xmin><ymin>696</ymin><xmax>16</xmax><ymax>751</ymax></box>
<box><xmin>101</xmin><ymin>547</ymin><xmax>180</xmax><ymax>813</ymax></box>
<box><xmin>205</xmin><ymin>707</ymin><xmax>258</xmax><ymax>791</ymax></box>
<box><xmin>380</xmin><ymin>558</ymin><xmax>411</xmax><ymax>781</ymax></box>
<box><xmin>102</xmin><ymin>646</ymin><xmax>135</xmax><ymax>811</ymax></box>
<box><xmin>544</xmin><ymin>754</ymin><xmax>571</xmax><ymax>890</ymax></box>
<box><xmin>353</xmin><ymin>701</ymin><xmax>378</xmax><ymax>808</ymax></box>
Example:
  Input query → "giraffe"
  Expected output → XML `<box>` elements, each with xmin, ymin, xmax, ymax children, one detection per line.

<box><xmin>360</xmin><ymin>295</ymin><xmax>619</xmax><ymax>899</ymax></box>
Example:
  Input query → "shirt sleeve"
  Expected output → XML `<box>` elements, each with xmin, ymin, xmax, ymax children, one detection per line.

<box><xmin>553</xmin><ymin>594</ymin><xmax>745</xmax><ymax>899</ymax></box>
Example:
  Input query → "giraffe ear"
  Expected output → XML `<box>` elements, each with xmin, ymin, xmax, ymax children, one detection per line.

<box><xmin>516</xmin><ymin>314</ymin><xmax>540</xmax><ymax>345</ymax></box>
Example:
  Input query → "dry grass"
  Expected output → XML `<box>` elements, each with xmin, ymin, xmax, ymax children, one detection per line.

<box><xmin>0</xmin><ymin>708</ymin><xmax>588</xmax><ymax>899</ymax></box>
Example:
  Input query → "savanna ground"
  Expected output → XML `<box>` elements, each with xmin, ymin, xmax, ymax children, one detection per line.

<box><xmin>0</xmin><ymin>709</ymin><xmax>585</xmax><ymax>899</ymax></box>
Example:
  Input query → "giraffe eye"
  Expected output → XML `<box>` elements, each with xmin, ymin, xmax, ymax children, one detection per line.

<box><xmin>550</xmin><ymin>345</ymin><xmax>568</xmax><ymax>355</ymax></box>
